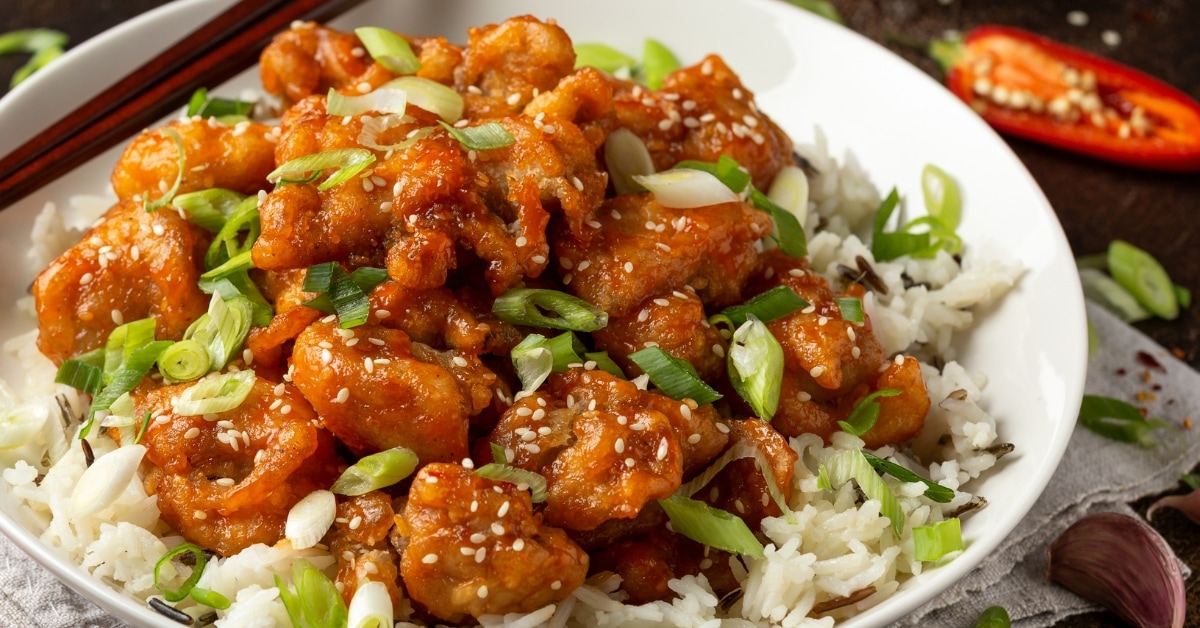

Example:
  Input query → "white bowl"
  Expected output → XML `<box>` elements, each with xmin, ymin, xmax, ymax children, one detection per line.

<box><xmin>0</xmin><ymin>0</ymin><xmax>1087</xmax><ymax>626</ymax></box>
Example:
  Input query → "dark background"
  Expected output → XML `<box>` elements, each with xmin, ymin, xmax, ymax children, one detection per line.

<box><xmin>2</xmin><ymin>1</ymin><xmax>1198</xmax><ymax>626</ymax></box>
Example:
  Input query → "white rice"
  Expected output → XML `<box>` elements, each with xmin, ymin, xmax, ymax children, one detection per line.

<box><xmin>0</xmin><ymin>129</ymin><xmax>1016</xmax><ymax>626</ymax></box>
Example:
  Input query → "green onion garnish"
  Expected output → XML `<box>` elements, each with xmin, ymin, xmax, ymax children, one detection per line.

<box><xmin>0</xmin><ymin>29</ymin><xmax>68</xmax><ymax>87</ymax></box>
<box><xmin>143</xmin><ymin>128</ymin><xmax>186</xmax><ymax>212</ymax></box>
<box><xmin>873</xmin><ymin>168</ymin><xmax>965</xmax><ymax>261</ymax></box>
<box><xmin>818</xmin><ymin>448</ymin><xmax>905</xmax><ymax>535</ymax></box>
<box><xmin>836</xmin><ymin>297</ymin><xmax>864</xmax><ymax>323</ymax></box>
<box><xmin>658</xmin><ymin>494</ymin><xmax>765</xmax><ymax>558</ymax></box>
<box><xmin>1181</xmin><ymin>474</ymin><xmax>1200</xmax><ymax>491</ymax></box>
<box><xmin>675</xmin><ymin>154</ymin><xmax>751</xmax><ymax>194</ymax></box>
<box><xmin>1078</xmin><ymin>268</ymin><xmax>1151</xmax><ymax>323</ymax></box>
<box><xmin>573</xmin><ymin>43</ymin><xmax>637</xmax><ymax>74</ymax></box>
<box><xmin>473</xmin><ymin>463</ymin><xmax>548</xmax><ymax>502</ymax></box>
<box><xmin>157</xmin><ymin>339</ymin><xmax>211</xmax><ymax>383</ymax></box>
<box><xmin>492</xmin><ymin>288</ymin><xmax>609</xmax><ymax>332</ymax></box>
<box><xmin>172</xmin><ymin>188</ymin><xmax>245</xmax><ymax>233</ymax></box>
<box><xmin>584</xmin><ymin>351</ymin><xmax>626</xmax><ymax>378</ymax></box>
<box><xmin>920</xmin><ymin>163</ymin><xmax>962</xmax><ymax>231</ymax></box>
<box><xmin>188</xmin><ymin>586</ymin><xmax>231</xmax><ymax>610</ymax></box>
<box><xmin>510</xmin><ymin>332</ymin><xmax>586</xmax><ymax>391</ymax></box>
<box><xmin>765</xmin><ymin>165</ymin><xmax>810</xmax><ymax>230</ymax></box>
<box><xmin>912</xmin><ymin>517</ymin><xmax>963</xmax><ymax>561</ymax></box>
<box><xmin>629</xmin><ymin>347</ymin><xmax>722</xmax><ymax>405</ymax></box>
<box><xmin>603</xmin><ymin>128</ymin><xmax>655</xmax><ymax>195</ymax></box>
<box><xmin>172</xmin><ymin>370</ymin><xmax>256</xmax><ymax>417</ymax></box>
<box><xmin>134</xmin><ymin>411</ymin><xmax>152</xmax><ymax>445</ymax></box>
<box><xmin>641</xmin><ymin>38</ymin><xmax>679</xmax><ymax>91</ymax></box>
<box><xmin>268</xmin><ymin>148</ymin><xmax>377</xmax><ymax>192</ymax></box>
<box><xmin>715</xmin><ymin>285</ymin><xmax>809</xmax><ymax>328</ymax></box>
<box><xmin>1078</xmin><ymin>394</ymin><xmax>1173</xmax><ymax>447</ymax></box>
<box><xmin>633</xmin><ymin>169</ymin><xmax>740</xmax><ymax>208</ymax></box>
<box><xmin>489</xmin><ymin>441</ymin><xmax>510</xmax><ymax>464</ymax></box>
<box><xmin>727</xmin><ymin>316</ymin><xmax>784</xmax><ymax>421</ymax></box>
<box><xmin>1107</xmin><ymin>240</ymin><xmax>1180</xmax><ymax>320</ymax></box>
<box><xmin>276</xmin><ymin>558</ymin><xmax>348</xmax><ymax>628</ymax></box>
<box><xmin>1176</xmin><ymin>284</ymin><xmax>1192</xmax><ymax>309</ymax></box>
<box><xmin>974</xmin><ymin>606</ymin><xmax>1012</xmax><ymax>628</ymax></box>
<box><xmin>185</xmin><ymin>87</ymin><xmax>254</xmax><ymax>121</ymax></box>
<box><xmin>182</xmin><ymin>293</ymin><xmax>255</xmax><ymax>373</ymax></box>
<box><xmin>382</xmin><ymin>76</ymin><xmax>463</xmax><ymax>122</ymax></box>
<box><xmin>54</xmin><ymin>348</ymin><xmax>104</xmax><ymax>396</ymax></box>
<box><xmin>326</xmin><ymin>86</ymin><xmax>409</xmax><ymax>117</ymax></box>
<box><xmin>103</xmin><ymin>318</ymin><xmax>157</xmax><ymax>374</ymax></box>
<box><xmin>837</xmin><ymin>388</ymin><xmax>902</xmax><ymax>437</ymax></box>
<box><xmin>203</xmin><ymin>193</ymin><xmax>259</xmax><ymax>269</ymax></box>
<box><xmin>437</xmin><ymin>120</ymin><xmax>515</xmax><ymax>151</ymax></box>
<box><xmin>354</xmin><ymin>26</ymin><xmax>421</xmax><ymax>75</ymax></box>
<box><xmin>154</xmin><ymin>542</ymin><xmax>208</xmax><ymax>603</ymax></box>
<box><xmin>861</xmin><ymin>451</ymin><xmax>954</xmax><ymax>503</ymax></box>
<box><xmin>331</xmin><ymin>446</ymin><xmax>419</xmax><ymax>496</ymax></box>
<box><xmin>301</xmin><ymin>263</ymin><xmax>388</xmax><ymax>329</ymax></box>
<box><xmin>82</xmin><ymin>319</ymin><xmax>174</xmax><ymax>437</ymax></box>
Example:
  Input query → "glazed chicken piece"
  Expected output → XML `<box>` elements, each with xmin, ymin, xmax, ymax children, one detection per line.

<box><xmin>328</xmin><ymin>492</ymin><xmax>403</xmax><ymax>609</ymax></box>
<box><xmin>291</xmin><ymin>320</ymin><xmax>483</xmax><ymax>462</ymax></box>
<box><xmin>591</xmin><ymin>286</ymin><xmax>728</xmax><ymax>383</ymax></box>
<box><xmin>373</xmin><ymin>283</ymin><xmax>522</xmax><ymax>357</ymax></box>
<box><xmin>554</xmin><ymin>193</ymin><xmax>772</xmax><ymax>318</ymax></box>
<box><xmin>487</xmin><ymin>368</ymin><xmax>729</xmax><ymax>531</ymax></box>
<box><xmin>260</xmin><ymin>22</ymin><xmax>369</xmax><ymax>103</ymax></box>
<box><xmin>592</xmin><ymin>530</ymin><xmax>740</xmax><ymax>605</ymax></box>
<box><xmin>110</xmin><ymin>117</ymin><xmax>277</xmax><ymax>202</ymax></box>
<box><xmin>749</xmin><ymin>252</ymin><xmax>931</xmax><ymax>448</ymax></box>
<box><xmin>611</xmin><ymin>54</ymin><xmax>794</xmax><ymax>191</ymax></box>
<box><xmin>455</xmin><ymin>15</ymin><xmax>577</xmax><ymax>119</ymax></box>
<box><xmin>698</xmin><ymin>418</ymin><xmax>798</xmax><ymax>531</ymax></box>
<box><xmin>399</xmin><ymin>463</ymin><xmax>588</xmax><ymax>623</ymax></box>
<box><xmin>33</xmin><ymin>199</ymin><xmax>210</xmax><ymax>364</ymax></box>
<box><xmin>135</xmin><ymin>375</ymin><xmax>340</xmax><ymax>556</ymax></box>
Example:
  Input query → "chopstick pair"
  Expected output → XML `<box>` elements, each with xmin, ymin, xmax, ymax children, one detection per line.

<box><xmin>0</xmin><ymin>0</ymin><xmax>368</xmax><ymax>211</ymax></box>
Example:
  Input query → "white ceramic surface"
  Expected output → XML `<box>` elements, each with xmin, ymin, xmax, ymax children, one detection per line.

<box><xmin>0</xmin><ymin>0</ymin><xmax>1087</xmax><ymax>626</ymax></box>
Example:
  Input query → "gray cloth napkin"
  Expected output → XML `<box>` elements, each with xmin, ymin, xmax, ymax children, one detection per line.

<box><xmin>3</xmin><ymin>302</ymin><xmax>1197</xmax><ymax>627</ymax></box>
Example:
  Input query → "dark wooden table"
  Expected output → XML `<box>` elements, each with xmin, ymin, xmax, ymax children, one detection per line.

<box><xmin>3</xmin><ymin>1</ymin><xmax>1198</xmax><ymax>626</ymax></box>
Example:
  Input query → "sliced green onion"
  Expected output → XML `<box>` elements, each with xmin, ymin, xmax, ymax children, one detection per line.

<box><xmin>744</xmin><ymin>440</ymin><xmax>796</xmax><ymax>524</ymax></box>
<box><xmin>103</xmin><ymin>318</ymin><xmax>158</xmax><ymax>375</ymax></box>
<box><xmin>134</xmin><ymin>411</ymin><xmax>152</xmax><ymax>445</ymax></box>
<box><xmin>474</xmin><ymin>463</ymin><xmax>548</xmax><ymax>502</ymax></box>
<box><xmin>766</xmin><ymin>165</ymin><xmax>810</xmax><ymax>229</ymax></box>
<box><xmin>633</xmin><ymin>169</ymin><xmax>739</xmax><ymax>209</ymax></box>
<box><xmin>200</xmin><ymin>250</ymin><xmax>255</xmax><ymax>287</ymax></box>
<box><xmin>84</xmin><ymin>339</ymin><xmax>173</xmax><ymax>437</ymax></box>
<box><xmin>327</xmin><ymin>86</ymin><xmax>409</xmax><ymax>117</ymax></box>
<box><xmin>0</xmin><ymin>29</ymin><xmax>68</xmax><ymax>87</ymax></box>
<box><xmin>172</xmin><ymin>188</ymin><xmax>244</xmax><ymax>233</ymax></box>
<box><xmin>381</xmin><ymin>76</ymin><xmax>463</xmax><ymax>122</ymax></box>
<box><xmin>658</xmin><ymin>494</ymin><xmax>765</xmax><ymax>558</ymax></box>
<box><xmin>185</xmin><ymin>87</ymin><xmax>254</xmax><ymax>120</ymax></box>
<box><xmin>641</xmin><ymin>39</ymin><xmax>679</xmax><ymax>91</ymax></box>
<box><xmin>1181</xmin><ymin>474</ymin><xmax>1200</xmax><ymax>491</ymax></box>
<box><xmin>0</xmin><ymin>404</ymin><xmax>48</xmax><ymax>451</ymax></box>
<box><xmin>675</xmin><ymin>154</ymin><xmax>751</xmax><ymax>195</ymax></box>
<box><xmin>1078</xmin><ymin>394</ymin><xmax>1173</xmax><ymax>447</ymax></box>
<box><xmin>183</xmin><ymin>293</ymin><xmax>255</xmax><ymax>372</ymax></box>
<box><xmin>276</xmin><ymin>558</ymin><xmax>348</xmax><ymax>628</ymax></box>
<box><xmin>629</xmin><ymin>347</ymin><xmax>721</xmax><ymax>405</ymax></box>
<box><xmin>920</xmin><ymin>164</ymin><xmax>962</xmax><ymax>230</ymax></box>
<box><xmin>902</xmin><ymin>215</ymin><xmax>962</xmax><ymax>257</ymax></box>
<box><xmin>1078</xmin><ymin>268</ymin><xmax>1151</xmax><ymax>323</ymax></box>
<box><xmin>437</xmin><ymin>120</ymin><xmax>515</xmax><ymax>151</ymax></box>
<box><xmin>727</xmin><ymin>316</ymin><xmax>783</xmax><ymax>421</ymax></box>
<box><xmin>837</xmin><ymin>388</ymin><xmax>902</xmax><ymax>437</ymax></box>
<box><xmin>510</xmin><ymin>332</ymin><xmax>585</xmax><ymax>391</ymax></box>
<box><xmin>489</xmin><ymin>441</ymin><xmax>510</xmax><ymax>464</ymax></box>
<box><xmin>347</xmin><ymin>580</ymin><xmax>393</xmax><ymax>628</ymax></box>
<box><xmin>913</xmin><ymin>517</ymin><xmax>963</xmax><ymax>562</ymax></box>
<box><xmin>836</xmin><ymin>297</ymin><xmax>864</xmax><ymax>323</ymax></box>
<box><xmin>267</xmin><ymin>148</ymin><xmax>377</xmax><ymax>192</ymax></box>
<box><xmin>172</xmin><ymin>371</ymin><xmax>256</xmax><ymax>417</ymax></box>
<box><xmin>204</xmin><ymin>194</ymin><xmax>259</xmax><ymax>269</ymax></box>
<box><xmin>301</xmin><ymin>263</ymin><xmax>388</xmax><ymax>329</ymax></box>
<box><xmin>974</xmin><ymin>606</ymin><xmax>1011</xmax><ymax>628</ymax></box>
<box><xmin>584</xmin><ymin>351</ymin><xmax>626</xmax><ymax>378</ymax></box>
<box><xmin>154</xmin><ymin>542</ymin><xmax>208</xmax><ymax>603</ymax></box>
<box><xmin>12</xmin><ymin>43</ymin><xmax>63</xmax><ymax>87</ymax></box>
<box><xmin>492</xmin><ymin>288</ymin><xmax>609</xmax><ymax>332</ymax></box>
<box><xmin>573</xmin><ymin>43</ymin><xmax>637</xmax><ymax>74</ymax></box>
<box><xmin>157</xmin><ymin>340</ymin><xmax>210</xmax><ymax>383</ymax></box>
<box><xmin>189</xmin><ymin>587</ymin><xmax>231</xmax><ymax>610</ymax></box>
<box><xmin>1075</xmin><ymin>253</ymin><xmax>1109</xmax><ymax>272</ymax></box>
<box><xmin>359</xmin><ymin>116</ymin><xmax>432</xmax><ymax>152</ymax></box>
<box><xmin>862</xmin><ymin>451</ymin><xmax>953</xmax><ymax>503</ymax></box>
<box><xmin>819</xmin><ymin>448</ymin><xmax>905</xmax><ymax>535</ymax></box>
<box><xmin>331</xmin><ymin>446</ymin><xmax>419</xmax><ymax>496</ymax></box>
<box><xmin>355</xmin><ymin>26</ymin><xmax>420</xmax><ymax>75</ymax></box>
<box><xmin>286</xmin><ymin>489</ymin><xmax>336</xmax><ymax>550</ymax></box>
<box><xmin>717</xmin><ymin>286</ymin><xmax>809</xmax><ymax>328</ymax></box>
<box><xmin>54</xmin><ymin>349</ymin><xmax>105</xmax><ymax>396</ymax></box>
<box><xmin>1107</xmin><ymin>240</ymin><xmax>1179</xmax><ymax>320</ymax></box>
<box><xmin>873</xmin><ymin>184</ymin><xmax>962</xmax><ymax>260</ymax></box>
<box><xmin>604</xmin><ymin>128</ymin><xmax>655</xmax><ymax>195</ymax></box>
<box><xmin>1176</xmin><ymin>284</ymin><xmax>1192</xmax><ymax>309</ymax></box>
<box><xmin>200</xmin><ymin>276</ymin><xmax>274</xmax><ymax>328</ymax></box>
<box><xmin>783</xmin><ymin>0</ymin><xmax>845</xmax><ymax>23</ymax></box>
<box><xmin>143</xmin><ymin>128</ymin><xmax>186</xmax><ymax>212</ymax></box>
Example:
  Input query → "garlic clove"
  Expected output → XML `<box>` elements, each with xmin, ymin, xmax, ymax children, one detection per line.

<box><xmin>1046</xmin><ymin>512</ymin><xmax>1184</xmax><ymax>628</ymax></box>
<box><xmin>1148</xmin><ymin>490</ymin><xmax>1200</xmax><ymax>526</ymax></box>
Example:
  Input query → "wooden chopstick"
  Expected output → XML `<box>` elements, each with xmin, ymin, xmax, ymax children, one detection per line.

<box><xmin>0</xmin><ymin>0</ymin><xmax>369</xmax><ymax>210</ymax></box>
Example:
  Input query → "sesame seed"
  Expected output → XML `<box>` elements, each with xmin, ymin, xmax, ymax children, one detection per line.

<box><xmin>531</xmin><ymin>255</ymin><xmax>547</xmax><ymax>264</ymax></box>
<box><xmin>470</xmin><ymin>533</ymin><xmax>487</xmax><ymax>544</ymax></box>
<box><xmin>470</xmin><ymin>500</ymin><xmax>479</xmax><ymax>512</ymax></box>
<box><xmin>644</xmin><ymin>341</ymin><xmax>659</xmax><ymax>348</ymax></box>
<box><xmin>427</xmin><ymin>476</ymin><xmax>439</xmax><ymax>484</ymax></box>
<box><xmin>848</xmin><ymin>328</ymin><xmax>857</xmax><ymax>342</ymax></box>
<box><xmin>624</xmin><ymin>261</ymin><xmax>634</xmax><ymax>273</ymax></box>
<box><xmin>712</xmin><ymin>344</ymin><xmax>726</xmax><ymax>358</ymax></box>
<box><xmin>490</xmin><ymin>523</ymin><xmax>505</xmax><ymax>536</ymax></box>
<box><xmin>460</xmin><ymin>547</ymin><xmax>476</xmax><ymax>556</ymax></box>
<box><xmin>1101</xmin><ymin>30</ymin><xmax>1121</xmax><ymax>47</ymax></box>
<box><xmin>184</xmin><ymin>427</ymin><xmax>200</xmax><ymax>439</ymax></box>
<box><xmin>656</xmin><ymin>242</ymin><xmax>672</xmax><ymax>252</ymax></box>
<box><xmin>656</xmin><ymin>437</ymin><xmax>669</xmax><ymax>461</ymax></box>
<box><xmin>587</xmin><ymin>219</ymin><xmax>602</xmax><ymax>229</ymax></box>
<box><xmin>368</xmin><ymin>337</ymin><xmax>385</xmax><ymax>346</ymax></box>
<box><xmin>475</xmin><ymin>548</ymin><xmax>487</xmax><ymax>563</ymax></box>
<box><xmin>680</xmin><ymin>404</ymin><xmax>692</xmax><ymax>420</ymax></box>
<box><xmin>852</xmin><ymin>346</ymin><xmax>862</xmax><ymax>359</ymax></box>
<box><xmin>521</xmin><ymin>431</ymin><xmax>537</xmax><ymax>442</ymax></box>
<box><xmin>818</xmin><ymin>316</ymin><xmax>829</xmax><ymax>326</ymax></box>
<box><xmin>562</xmin><ymin>273</ymin><xmax>573</xmax><ymax>285</ymax></box>
<box><xmin>551</xmin><ymin>580</ymin><xmax>562</xmax><ymax>590</ymax></box>
<box><xmin>218</xmin><ymin>420</ymin><xmax>235</xmax><ymax>429</ymax></box>
<box><xmin>538</xmin><ymin>426</ymin><xmax>552</xmax><ymax>435</ymax></box>
<box><xmin>422</xmin><ymin>553</ymin><xmax>438</xmax><ymax>564</ymax></box>
<box><xmin>688</xmin><ymin>433</ymin><xmax>701</xmax><ymax>444</ymax></box>
<box><xmin>320</xmin><ymin>349</ymin><xmax>333</xmax><ymax>365</ymax></box>
<box><xmin>280</xmin><ymin>405</ymin><xmax>292</xmax><ymax>415</ymax></box>
<box><xmin>810</xmin><ymin>366</ymin><xmax>826</xmax><ymax>378</ymax></box>
<box><xmin>572</xmin><ymin>176</ymin><xmax>584</xmax><ymax>191</ymax></box>
<box><xmin>637</xmin><ymin>310</ymin><xmax>650</xmax><ymax>323</ymax></box>
<box><xmin>349</xmin><ymin>516</ymin><xmax>362</xmax><ymax>530</ymax></box>
<box><xmin>653</xmin><ymin>298</ymin><xmax>670</xmax><ymax>307</ymax></box>
<box><xmin>478</xmin><ymin>585</ymin><xmax>490</xmax><ymax>599</ymax></box>
<box><xmin>631</xmin><ymin>422</ymin><xmax>647</xmax><ymax>431</ymax></box>
<box><xmin>375</xmin><ymin>309</ymin><xmax>391</xmax><ymax>319</ymax></box>
<box><xmin>1067</xmin><ymin>10</ymin><xmax>1089</xmax><ymax>26</ymax></box>
<box><xmin>526</xmin><ymin>443</ymin><xmax>542</xmax><ymax>454</ymax></box>
<box><xmin>802</xmin><ymin>305</ymin><xmax>817</xmax><ymax>314</ymax></box>
<box><xmin>498</xmin><ymin>501</ymin><xmax>510</xmax><ymax>517</ymax></box>
<box><xmin>269</xmin><ymin>399</ymin><xmax>283</xmax><ymax>411</ymax></box>
<box><xmin>657</xmin><ymin>118</ymin><xmax>674</xmax><ymax>131</ymax></box>
<box><xmin>611</xmin><ymin>209</ymin><xmax>622</xmax><ymax>220</ymax></box>
<box><xmin>517</xmin><ymin>407</ymin><xmax>533</xmax><ymax>417</ymax></box>
<box><xmin>467</xmin><ymin>85</ymin><xmax>482</xmax><ymax>95</ymax></box>
<box><xmin>333</xmin><ymin>388</ymin><xmax>350</xmax><ymax>403</ymax></box>
<box><xmin>79</xmin><ymin>272</ymin><xmax>93</xmax><ymax>285</ymax></box>
<box><xmin>617</xmin><ymin>415</ymin><xmax>628</xmax><ymax>425</ymax></box>
<box><xmin>615</xmin><ymin>438</ymin><xmax>625</xmax><ymax>454</ymax></box>
<box><xmin>895</xmin><ymin>354</ymin><xmax>905</xmax><ymax>365</ymax></box>
<box><xmin>506</xmin><ymin>93</ymin><xmax>521</xmax><ymax>106</ymax></box>
<box><xmin>624</xmin><ymin>457</ymin><xmax>635</xmax><ymax>467</ymax></box>
<box><xmin>194</xmin><ymin>510</ymin><xmax>207</xmax><ymax>520</ymax></box>
<box><xmin>452</xmin><ymin>356</ymin><xmax>469</xmax><ymax>368</ymax></box>
<box><xmin>716</xmin><ymin>423</ymin><xmax>730</xmax><ymax>434</ymax></box>
<box><xmin>797</xmin><ymin>391</ymin><xmax>812</xmax><ymax>402</ymax></box>
<box><xmin>152</xmin><ymin>225</ymin><xmax>165</xmax><ymax>236</ymax></box>
<box><xmin>216</xmin><ymin>477</ymin><xmax>235</xmax><ymax>486</ymax></box>
<box><xmin>130</xmin><ymin>245</ymin><xmax>140</xmax><ymax>261</ymax></box>
<box><xmin>364</xmin><ymin>358</ymin><xmax>375</xmax><ymax>373</ymax></box>
<box><xmin>110</xmin><ymin>310</ymin><xmax>123</xmax><ymax>325</ymax></box>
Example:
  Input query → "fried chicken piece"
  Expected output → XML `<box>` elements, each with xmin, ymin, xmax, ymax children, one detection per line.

<box><xmin>699</xmin><ymin>418</ymin><xmax>798</xmax><ymax>531</ymax></box>
<box><xmin>591</xmin><ymin>530</ymin><xmax>740</xmax><ymax>604</ymax></box>
<box><xmin>136</xmin><ymin>375</ymin><xmax>340</xmax><ymax>556</ymax></box>
<box><xmin>328</xmin><ymin>492</ymin><xmax>403</xmax><ymax>609</ymax></box>
<box><xmin>110</xmin><ymin>117</ymin><xmax>276</xmax><ymax>202</ymax></box>
<box><xmin>524</xmin><ymin>66</ymin><xmax>618</xmax><ymax>152</ymax></box>
<box><xmin>260</xmin><ymin>22</ymin><xmax>369</xmax><ymax>103</ymax></box>
<box><xmin>290</xmin><ymin>320</ymin><xmax>472</xmax><ymax>463</ymax></box>
<box><xmin>611</xmin><ymin>54</ymin><xmax>793</xmax><ymax>191</ymax></box>
<box><xmin>399</xmin><ymin>463</ymin><xmax>587</xmax><ymax>623</ymax></box>
<box><xmin>373</xmin><ymin>283</ymin><xmax>522</xmax><ymax>357</ymax></box>
<box><xmin>592</xmin><ymin>286</ymin><xmax>728</xmax><ymax>383</ymax></box>
<box><xmin>554</xmin><ymin>193</ymin><xmax>772</xmax><ymax>318</ymax></box>
<box><xmin>33</xmin><ymin>199</ymin><xmax>210</xmax><ymax>364</ymax></box>
<box><xmin>456</xmin><ymin>16</ymin><xmax>576</xmax><ymax>119</ymax></box>
<box><xmin>487</xmin><ymin>369</ymin><xmax>729</xmax><ymax>531</ymax></box>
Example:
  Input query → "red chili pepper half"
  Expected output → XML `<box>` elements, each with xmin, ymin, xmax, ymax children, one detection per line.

<box><xmin>931</xmin><ymin>26</ymin><xmax>1200</xmax><ymax>172</ymax></box>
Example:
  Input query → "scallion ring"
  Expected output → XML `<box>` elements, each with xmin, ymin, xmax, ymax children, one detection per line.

<box><xmin>473</xmin><ymin>463</ymin><xmax>548</xmax><ymax>502</ymax></box>
<box><xmin>157</xmin><ymin>339</ymin><xmax>210</xmax><ymax>383</ymax></box>
<box><xmin>188</xmin><ymin>587</ymin><xmax>231</xmax><ymax>610</ymax></box>
<box><xmin>836</xmin><ymin>296</ymin><xmax>864</xmax><ymax>323</ymax></box>
<box><xmin>331</xmin><ymin>446</ymin><xmax>419</xmax><ymax>496</ymax></box>
<box><xmin>438</xmin><ymin>120</ymin><xmax>515</xmax><ymax>151</ymax></box>
<box><xmin>492</xmin><ymin>288</ymin><xmax>609</xmax><ymax>332</ymax></box>
<box><xmin>727</xmin><ymin>316</ymin><xmax>784</xmax><ymax>421</ymax></box>
<box><xmin>172</xmin><ymin>370</ymin><xmax>256</xmax><ymax>417</ymax></box>
<box><xmin>354</xmin><ymin>26</ymin><xmax>421</xmax><ymax>75</ymax></box>
<box><xmin>657</xmin><ymin>494</ymin><xmax>765</xmax><ymax>558</ymax></box>
<box><xmin>837</xmin><ymin>388</ymin><xmax>902</xmax><ymax>437</ymax></box>
<box><xmin>1107</xmin><ymin>240</ymin><xmax>1179</xmax><ymax>320</ymax></box>
<box><xmin>276</xmin><ymin>558</ymin><xmax>348</xmax><ymax>628</ymax></box>
<box><xmin>633</xmin><ymin>169</ymin><xmax>739</xmax><ymax>209</ymax></box>
<box><xmin>717</xmin><ymin>286</ymin><xmax>809</xmax><ymax>328</ymax></box>
<box><xmin>818</xmin><ymin>448</ymin><xmax>905</xmax><ymax>535</ymax></box>
<box><xmin>912</xmin><ymin>517</ymin><xmax>964</xmax><ymax>562</ymax></box>
<box><xmin>267</xmin><ymin>148</ymin><xmax>377</xmax><ymax>192</ymax></box>
<box><xmin>326</xmin><ymin>86</ymin><xmax>409</xmax><ymax>117</ymax></box>
<box><xmin>604</xmin><ymin>128</ymin><xmax>655</xmax><ymax>195</ymax></box>
<box><xmin>573</xmin><ymin>42</ymin><xmax>637</xmax><ymax>74</ymax></box>
<box><xmin>641</xmin><ymin>38</ymin><xmax>679</xmax><ymax>91</ymax></box>
<box><xmin>628</xmin><ymin>347</ymin><xmax>721</xmax><ymax>405</ymax></box>
<box><xmin>861</xmin><ymin>451</ymin><xmax>954</xmax><ymax>503</ymax></box>
<box><xmin>920</xmin><ymin>163</ymin><xmax>962</xmax><ymax>230</ymax></box>
<box><xmin>143</xmin><ymin>128</ymin><xmax>186</xmax><ymax>212</ymax></box>
<box><xmin>171</xmin><ymin>188</ymin><xmax>244</xmax><ymax>233</ymax></box>
<box><xmin>766</xmin><ymin>165</ymin><xmax>810</xmax><ymax>230</ymax></box>
<box><xmin>380</xmin><ymin>76</ymin><xmax>463</xmax><ymax>122</ymax></box>
<box><xmin>154</xmin><ymin>542</ymin><xmax>208</xmax><ymax>603</ymax></box>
